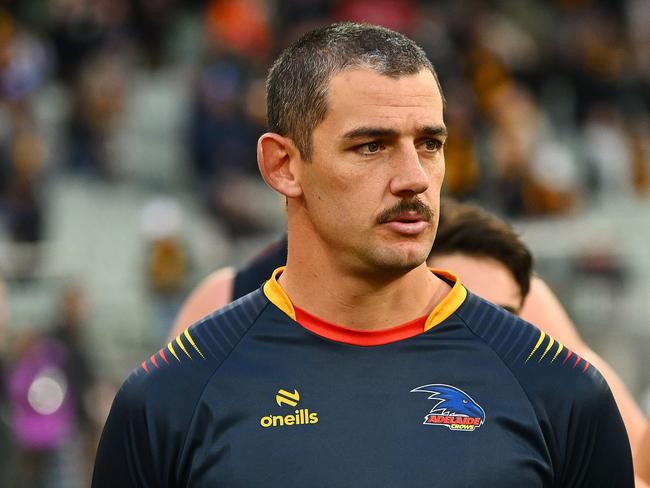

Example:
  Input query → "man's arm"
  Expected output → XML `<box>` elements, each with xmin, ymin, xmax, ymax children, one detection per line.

<box><xmin>520</xmin><ymin>276</ymin><xmax>647</xmax><ymax>455</ymax></box>
<box><xmin>167</xmin><ymin>267</ymin><xmax>235</xmax><ymax>341</ymax></box>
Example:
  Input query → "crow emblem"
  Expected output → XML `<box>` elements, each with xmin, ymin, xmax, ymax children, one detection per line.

<box><xmin>411</xmin><ymin>384</ymin><xmax>486</xmax><ymax>431</ymax></box>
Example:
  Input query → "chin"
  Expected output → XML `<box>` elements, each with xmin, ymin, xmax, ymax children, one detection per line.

<box><xmin>368</xmin><ymin>245</ymin><xmax>429</xmax><ymax>272</ymax></box>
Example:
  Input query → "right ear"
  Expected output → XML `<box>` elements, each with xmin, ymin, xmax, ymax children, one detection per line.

<box><xmin>257</xmin><ymin>132</ymin><xmax>303</xmax><ymax>198</ymax></box>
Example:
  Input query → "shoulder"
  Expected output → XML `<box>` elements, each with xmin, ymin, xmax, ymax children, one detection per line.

<box><xmin>455</xmin><ymin>292</ymin><xmax>612</xmax><ymax>408</ymax></box>
<box><xmin>123</xmin><ymin>289</ymin><xmax>270</xmax><ymax>418</ymax></box>
<box><xmin>455</xmin><ymin>292</ymin><xmax>632</xmax><ymax>482</ymax></box>
<box><xmin>95</xmin><ymin>290</ymin><xmax>272</xmax><ymax>485</ymax></box>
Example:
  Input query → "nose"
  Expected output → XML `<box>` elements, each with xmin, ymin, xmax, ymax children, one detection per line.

<box><xmin>389</xmin><ymin>145</ymin><xmax>430</xmax><ymax>197</ymax></box>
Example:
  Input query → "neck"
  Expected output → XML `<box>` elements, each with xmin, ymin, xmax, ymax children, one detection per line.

<box><xmin>279</xmin><ymin>234</ymin><xmax>450</xmax><ymax>331</ymax></box>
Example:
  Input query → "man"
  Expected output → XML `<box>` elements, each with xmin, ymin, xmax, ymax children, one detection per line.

<box><xmin>93</xmin><ymin>23</ymin><xmax>633</xmax><ymax>486</ymax></box>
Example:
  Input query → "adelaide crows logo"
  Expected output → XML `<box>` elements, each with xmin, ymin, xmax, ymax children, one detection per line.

<box><xmin>411</xmin><ymin>384</ymin><xmax>485</xmax><ymax>431</ymax></box>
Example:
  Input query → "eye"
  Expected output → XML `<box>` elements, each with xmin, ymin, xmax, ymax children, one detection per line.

<box><xmin>463</xmin><ymin>399</ymin><xmax>468</xmax><ymax>404</ymax></box>
<box><xmin>423</xmin><ymin>139</ymin><xmax>443</xmax><ymax>152</ymax></box>
<box><xmin>359</xmin><ymin>141</ymin><xmax>383</xmax><ymax>155</ymax></box>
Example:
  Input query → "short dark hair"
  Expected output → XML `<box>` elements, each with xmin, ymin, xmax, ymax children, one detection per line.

<box><xmin>430</xmin><ymin>198</ymin><xmax>533</xmax><ymax>302</ymax></box>
<box><xmin>266</xmin><ymin>22</ymin><xmax>440</xmax><ymax>160</ymax></box>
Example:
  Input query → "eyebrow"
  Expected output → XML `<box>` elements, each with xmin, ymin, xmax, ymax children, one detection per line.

<box><xmin>342</xmin><ymin>125</ymin><xmax>448</xmax><ymax>140</ymax></box>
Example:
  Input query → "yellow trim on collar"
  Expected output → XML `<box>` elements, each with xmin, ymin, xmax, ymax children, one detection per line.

<box><xmin>263</xmin><ymin>266</ymin><xmax>466</xmax><ymax>330</ymax></box>
<box><xmin>263</xmin><ymin>266</ymin><xmax>296</xmax><ymax>320</ymax></box>
<box><xmin>424</xmin><ymin>268</ymin><xmax>467</xmax><ymax>331</ymax></box>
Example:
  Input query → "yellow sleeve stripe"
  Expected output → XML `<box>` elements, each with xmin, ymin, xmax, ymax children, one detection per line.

<box><xmin>184</xmin><ymin>329</ymin><xmax>205</xmax><ymax>359</ymax></box>
<box><xmin>168</xmin><ymin>341</ymin><xmax>180</xmax><ymax>362</ymax></box>
<box><xmin>551</xmin><ymin>342</ymin><xmax>564</xmax><ymax>363</ymax></box>
<box><xmin>526</xmin><ymin>331</ymin><xmax>546</xmax><ymax>363</ymax></box>
<box><xmin>539</xmin><ymin>336</ymin><xmax>555</xmax><ymax>362</ymax></box>
<box><xmin>176</xmin><ymin>335</ymin><xmax>192</xmax><ymax>359</ymax></box>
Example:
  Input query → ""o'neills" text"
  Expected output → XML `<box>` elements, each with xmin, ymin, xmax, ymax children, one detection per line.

<box><xmin>260</xmin><ymin>409</ymin><xmax>319</xmax><ymax>428</ymax></box>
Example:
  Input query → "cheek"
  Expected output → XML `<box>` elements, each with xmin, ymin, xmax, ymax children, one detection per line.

<box><xmin>305</xmin><ymin>159</ymin><xmax>368</xmax><ymax>203</ymax></box>
<box><xmin>432</xmin><ymin>157</ymin><xmax>446</xmax><ymax>184</ymax></box>
<box><xmin>422</xmin><ymin>161</ymin><xmax>445</xmax><ymax>199</ymax></box>
<box><xmin>301</xmin><ymin>167</ymin><xmax>359</xmax><ymax>226</ymax></box>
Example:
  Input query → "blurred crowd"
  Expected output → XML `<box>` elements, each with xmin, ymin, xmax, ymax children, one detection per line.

<box><xmin>0</xmin><ymin>0</ymin><xmax>648</xmax><ymax>486</ymax></box>
<box><xmin>0</xmin><ymin>0</ymin><xmax>648</xmax><ymax>246</ymax></box>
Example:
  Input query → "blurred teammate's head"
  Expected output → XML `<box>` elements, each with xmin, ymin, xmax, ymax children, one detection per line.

<box><xmin>266</xmin><ymin>22</ymin><xmax>441</xmax><ymax>160</ymax></box>
<box><xmin>429</xmin><ymin>199</ymin><xmax>533</xmax><ymax>313</ymax></box>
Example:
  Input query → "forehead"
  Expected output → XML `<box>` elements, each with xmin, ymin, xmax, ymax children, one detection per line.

<box><xmin>319</xmin><ymin>68</ymin><xmax>444</xmax><ymax>133</ymax></box>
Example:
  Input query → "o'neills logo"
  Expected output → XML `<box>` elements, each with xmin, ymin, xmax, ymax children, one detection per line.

<box><xmin>260</xmin><ymin>389</ymin><xmax>319</xmax><ymax>428</ymax></box>
<box><xmin>259</xmin><ymin>408</ymin><xmax>319</xmax><ymax>428</ymax></box>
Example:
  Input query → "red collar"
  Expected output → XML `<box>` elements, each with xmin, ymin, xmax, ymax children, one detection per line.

<box><xmin>294</xmin><ymin>305</ymin><xmax>428</xmax><ymax>346</ymax></box>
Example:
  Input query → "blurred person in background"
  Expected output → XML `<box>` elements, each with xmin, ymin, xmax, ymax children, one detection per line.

<box><xmin>50</xmin><ymin>284</ymin><xmax>98</xmax><ymax>485</ymax></box>
<box><xmin>142</xmin><ymin>197</ymin><xmax>191</xmax><ymax>344</ymax></box>
<box><xmin>5</xmin><ymin>284</ymin><xmax>97</xmax><ymax>488</ymax></box>
<box><xmin>65</xmin><ymin>50</ymin><xmax>128</xmax><ymax>179</ymax></box>
<box><xmin>47</xmin><ymin>0</ymin><xmax>130</xmax><ymax>84</ymax></box>
<box><xmin>0</xmin><ymin>9</ymin><xmax>49</xmax><ymax>274</ymax></box>
<box><xmin>484</xmin><ymin>83</ymin><xmax>581</xmax><ymax>216</ymax></box>
<box><xmin>190</xmin><ymin>1</ymin><xmax>275</xmax><ymax>236</ymax></box>
<box><xmin>0</xmin><ymin>274</ymin><xmax>18</xmax><ymax>487</ymax></box>
<box><xmin>6</xmin><ymin>329</ymin><xmax>76</xmax><ymax>487</ymax></box>
<box><xmin>582</xmin><ymin>102</ymin><xmax>645</xmax><ymax>203</ymax></box>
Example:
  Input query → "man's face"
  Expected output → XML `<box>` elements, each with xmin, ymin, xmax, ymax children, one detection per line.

<box><xmin>296</xmin><ymin>68</ymin><xmax>446</xmax><ymax>275</ymax></box>
<box><xmin>428</xmin><ymin>253</ymin><xmax>523</xmax><ymax>313</ymax></box>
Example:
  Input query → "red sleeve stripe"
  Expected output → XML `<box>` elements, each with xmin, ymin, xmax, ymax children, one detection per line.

<box><xmin>150</xmin><ymin>354</ymin><xmax>159</xmax><ymax>369</ymax></box>
<box><xmin>582</xmin><ymin>361</ymin><xmax>590</xmax><ymax>373</ymax></box>
<box><xmin>159</xmin><ymin>348</ymin><xmax>169</xmax><ymax>364</ymax></box>
<box><xmin>141</xmin><ymin>361</ymin><xmax>149</xmax><ymax>373</ymax></box>
<box><xmin>573</xmin><ymin>355</ymin><xmax>581</xmax><ymax>368</ymax></box>
<box><xmin>562</xmin><ymin>350</ymin><xmax>573</xmax><ymax>365</ymax></box>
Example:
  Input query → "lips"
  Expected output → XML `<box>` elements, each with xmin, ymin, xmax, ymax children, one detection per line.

<box><xmin>376</xmin><ymin>199</ymin><xmax>434</xmax><ymax>236</ymax></box>
<box><xmin>387</xmin><ymin>211</ymin><xmax>427</xmax><ymax>224</ymax></box>
<box><xmin>383</xmin><ymin>211</ymin><xmax>429</xmax><ymax>235</ymax></box>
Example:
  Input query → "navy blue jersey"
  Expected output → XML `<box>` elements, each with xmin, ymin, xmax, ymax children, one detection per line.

<box><xmin>93</xmin><ymin>269</ymin><xmax>633</xmax><ymax>487</ymax></box>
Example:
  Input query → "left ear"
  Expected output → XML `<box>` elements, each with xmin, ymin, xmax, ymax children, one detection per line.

<box><xmin>257</xmin><ymin>132</ymin><xmax>303</xmax><ymax>198</ymax></box>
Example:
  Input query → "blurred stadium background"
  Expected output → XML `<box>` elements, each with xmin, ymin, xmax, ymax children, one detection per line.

<box><xmin>0</xmin><ymin>0</ymin><xmax>648</xmax><ymax>486</ymax></box>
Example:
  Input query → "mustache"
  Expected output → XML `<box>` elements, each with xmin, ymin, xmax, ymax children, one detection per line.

<box><xmin>376</xmin><ymin>199</ymin><xmax>435</xmax><ymax>224</ymax></box>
